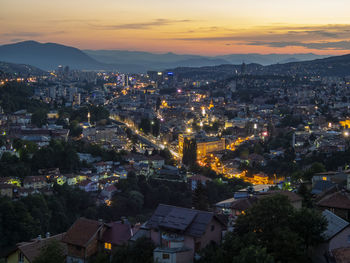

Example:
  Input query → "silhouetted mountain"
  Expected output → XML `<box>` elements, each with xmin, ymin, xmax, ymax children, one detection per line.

<box><xmin>85</xmin><ymin>49</ymin><xmax>328</xmax><ymax>72</ymax></box>
<box><xmin>216</xmin><ymin>53</ymin><xmax>329</xmax><ymax>65</ymax></box>
<box><xmin>1</xmin><ymin>41</ymin><xmax>345</xmax><ymax>75</ymax></box>
<box><xmin>0</xmin><ymin>41</ymin><xmax>106</xmax><ymax>70</ymax></box>
<box><xmin>165</xmin><ymin>64</ymin><xmax>264</xmax><ymax>80</ymax></box>
<box><xmin>165</xmin><ymin>53</ymin><xmax>350</xmax><ymax>78</ymax></box>
<box><xmin>0</xmin><ymin>61</ymin><xmax>46</xmax><ymax>76</ymax></box>
<box><xmin>85</xmin><ymin>50</ymin><xmax>229</xmax><ymax>72</ymax></box>
<box><xmin>265</xmin><ymin>53</ymin><xmax>350</xmax><ymax>76</ymax></box>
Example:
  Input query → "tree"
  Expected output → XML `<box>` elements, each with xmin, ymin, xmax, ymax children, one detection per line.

<box><xmin>69</xmin><ymin>120</ymin><xmax>83</xmax><ymax>137</ymax></box>
<box><xmin>139</xmin><ymin>118</ymin><xmax>151</xmax><ymax>134</ymax></box>
<box><xmin>112</xmin><ymin>237</ymin><xmax>155</xmax><ymax>263</ymax></box>
<box><xmin>192</xmin><ymin>182</ymin><xmax>209</xmax><ymax>211</ymax></box>
<box><xmin>31</xmin><ymin>109</ymin><xmax>48</xmax><ymax>127</ymax></box>
<box><xmin>156</xmin><ymin>97</ymin><xmax>161</xmax><ymax>111</ymax></box>
<box><xmin>302</xmin><ymin>162</ymin><xmax>326</xmax><ymax>181</ymax></box>
<box><xmin>182</xmin><ymin>138</ymin><xmax>197</xmax><ymax>166</ymax></box>
<box><xmin>90</xmin><ymin>253</ymin><xmax>110</xmax><ymax>263</ymax></box>
<box><xmin>233</xmin><ymin>195</ymin><xmax>326</xmax><ymax>262</ymax></box>
<box><xmin>199</xmin><ymin>195</ymin><xmax>327</xmax><ymax>263</ymax></box>
<box><xmin>233</xmin><ymin>246</ymin><xmax>275</xmax><ymax>263</ymax></box>
<box><xmin>32</xmin><ymin>240</ymin><xmax>65</xmax><ymax>263</ymax></box>
<box><xmin>159</xmin><ymin>148</ymin><xmax>175</xmax><ymax>165</ymax></box>
<box><xmin>151</xmin><ymin>118</ymin><xmax>160</xmax><ymax>137</ymax></box>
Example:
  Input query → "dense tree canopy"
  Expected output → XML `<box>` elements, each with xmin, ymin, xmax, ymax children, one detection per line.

<box><xmin>182</xmin><ymin>138</ymin><xmax>197</xmax><ymax>167</ymax></box>
<box><xmin>199</xmin><ymin>195</ymin><xmax>327</xmax><ymax>263</ymax></box>
<box><xmin>32</xmin><ymin>240</ymin><xmax>65</xmax><ymax>263</ymax></box>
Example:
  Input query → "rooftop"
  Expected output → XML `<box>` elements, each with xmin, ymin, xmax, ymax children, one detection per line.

<box><xmin>62</xmin><ymin>218</ymin><xmax>103</xmax><ymax>247</ymax></box>
<box><xmin>322</xmin><ymin>209</ymin><xmax>349</xmax><ymax>240</ymax></box>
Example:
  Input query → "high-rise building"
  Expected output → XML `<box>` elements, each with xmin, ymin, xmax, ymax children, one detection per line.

<box><xmin>49</xmin><ymin>86</ymin><xmax>56</xmax><ymax>99</ymax></box>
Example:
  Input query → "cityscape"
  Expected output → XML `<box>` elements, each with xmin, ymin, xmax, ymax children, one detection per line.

<box><xmin>2</xmin><ymin>1</ymin><xmax>350</xmax><ymax>263</ymax></box>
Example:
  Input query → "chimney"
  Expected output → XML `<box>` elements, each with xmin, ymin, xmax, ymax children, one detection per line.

<box><xmin>46</xmin><ymin>232</ymin><xmax>50</xmax><ymax>238</ymax></box>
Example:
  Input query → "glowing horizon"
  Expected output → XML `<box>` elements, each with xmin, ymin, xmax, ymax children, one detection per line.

<box><xmin>2</xmin><ymin>0</ymin><xmax>350</xmax><ymax>55</ymax></box>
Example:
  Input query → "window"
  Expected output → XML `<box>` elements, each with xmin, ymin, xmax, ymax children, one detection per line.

<box><xmin>347</xmin><ymin>235</ymin><xmax>350</xmax><ymax>243</ymax></box>
<box><xmin>19</xmin><ymin>252</ymin><xmax>24</xmax><ymax>263</ymax></box>
<box><xmin>195</xmin><ymin>242</ymin><xmax>201</xmax><ymax>252</ymax></box>
<box><xmin>162</xmin><ymin>253</ymin><xmax>170</xmax><ymax>259</ymax></box>
<box><xmin>104</xmin><ymin>242</ymin><xmax>112</xmax><ymax>250</ymax></box>
<box><xmin>211</xmin><ymin>225</ymin><xmax>215</xmax><ymax>231</ymax></box>
<box><xmin>322</xmin><ymin>176</ymin><xmax>327</xmax><ymax>181</ymax></box>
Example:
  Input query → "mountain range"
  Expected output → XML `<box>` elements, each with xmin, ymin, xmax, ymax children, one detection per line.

<box><xmin>0</xmin><ymin>41</ymin><xmax>331</xmax><ymax>73</ymax></box>
<box><xmin>85</xmin><ymin>50</ymin><xmax>329</xmax><ymax>72</ymax></box>
<box><xmin>0</xmin><ymin>41</ymin><xmax>106</xmax><ymax>71</ymax></box>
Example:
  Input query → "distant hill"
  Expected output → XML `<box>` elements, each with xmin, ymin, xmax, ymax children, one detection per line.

<box><xmin>0</xmin><ymin>41</ymin><xmax>107</xmax><ymax>70</ymax></box>
<box><xmin>84</xmin><ymin>50</ymin><xmax>229</xmax><ymax>72</ymax></box>
<box><xmin>165</xmin><ymin>53</ymin><xmax>350</xmax><ymax>78</ymax></box>
<box><xmin>215</xmin><ymin>53</ymin><xmax>329</xmax><ymax>65</ymax></box>
<box><xmin>164</xmin><ymin>64</ymin><xmax>265</xmax><ymax>81</ymax></box>
<box><xmin>264</xmin><ymin>53</ymin><xmax>350</xmax><ymax>76</ymax></box>
<box><xmin>0</xmin><ymin>61</ymin><xmax>46</xmax><ymax>76</ymax></box>
<box><xmin>85</xmin><ymin>49</ymin><xmax>329</xmax><ymax>73</ymax></box>
<box><xmin>0</xmin><ymin>41</ymin><xmax>344</xmax><ymax>75</ymax></box>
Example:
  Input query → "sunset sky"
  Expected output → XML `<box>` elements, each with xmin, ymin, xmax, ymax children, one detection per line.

<box><xmin>2</xmin><ymin>0</ymin><xmax>350</xmax><ymax>55</ymax></box>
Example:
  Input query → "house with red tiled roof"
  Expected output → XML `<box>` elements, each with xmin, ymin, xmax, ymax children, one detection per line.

<box><xmin>148</xmin><ymin>155</ymin><xmax>165</xmax><ymax>169</ymax></box>
<box><xmin>100</xmin><ymin>185</ymin><xmax>118</xmax><ymax>200</ymax></box>
<box><xmin>23</xmin><ymin>176</ymin><xmax>48</xmax><ymax>190</ymax></box>
<box><xmin>101</xmin><ymin>222</ymin><xmax>132</xmax><ymax>252</ymax></box>
<box><xmin>63</xmin><ymin>218</ymin><xmax>104</xmax><ymax>263</ymax></box>
<box><xmin>317</xmin><ymin>191</ymin><xmax>350</xmax><ymax>221</ymax></box>
<box><xmin>0</xmin><ymin>183</ymin><xmax>16</xmax><ymax>198</ymax></box>
<box><xmin>62</xmin><ymin>218</ymin><xmax>133</xmax><ymax>263</ymax></box>
<box><xmin>77</xmin><ymin>179</ymin><xmax>98</xmax><ymax>192</ymax></box>
<box><xmin>6</xmin><ymin>233</ymin><xmax>66</xmax><ymax>263</ymax></box>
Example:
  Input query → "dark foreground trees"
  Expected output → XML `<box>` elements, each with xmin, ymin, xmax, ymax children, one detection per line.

<box><xmin>199</xmin><ymin>195</ymin><xmax>327</xmax><ymax>263</ymax></box>
<box><xmin>33</xmin><ymin>240</ymin><xmax>65</xmax><ymax>263</ymax></box>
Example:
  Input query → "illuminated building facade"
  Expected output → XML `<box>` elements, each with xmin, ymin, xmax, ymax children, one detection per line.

<box><xmin>178</xmin><ymin>133</ymin><xmax>225</xmax><ymax>159</ymax></box>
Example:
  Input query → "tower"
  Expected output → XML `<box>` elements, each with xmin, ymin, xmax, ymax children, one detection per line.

<box><xmin>241</xmin><ymin>62</ymin><xmax>246</xmax><ymax>75</ymax></box>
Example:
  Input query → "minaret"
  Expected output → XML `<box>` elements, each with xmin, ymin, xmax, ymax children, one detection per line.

<box><xmin>209</xmin><ymin>99</ymin><xmax>214</xmax><ymax>109</ymax></box>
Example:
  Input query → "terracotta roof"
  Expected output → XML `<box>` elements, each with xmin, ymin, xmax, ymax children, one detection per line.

<box><xmin>317</xmin><ymin>192</ymin><xmax>350</xmax><ymax>210</ymax></box>
<box><xmin>333</xmin><ymin>247</ymin><xmax>350</xmax><ymax>263</ymax></box>
<box><xmin>248</xmin><ymin>154</ymin><xmax>265</xmax><ymax>161</ymax></box>
<box><xmin>0</xmin><ymin>183</ymin><xmax>14</xmax><ymax>189</ymax></box>
<box><xmin>101</xmin><ymin>222</ymin><xmax>132</xmax><ymax>246</ymax></box>
<box><xmin>104</xmin><ymin>185</ymin><xmax>117</xmax><ymax>192</ymax></box>
<box><xmin>189</xmin><ymin>174</ymin><xmax>212</xmax><ymax>182</ymax></box>
<box><xmin>23</xmin><ymin>176</ymin><xmax>46</xmax><ymax>184</ymax></box>
<box><xmin>62</xmin><ymin>218</ymin><xmax>103</xmax><ymax>247</ymax></box>
<box><xmin>231</xmin><ymin>197</ymin><xmax>257</xmax><ymax>211</ymax></box>
<box><xmin>148</xmin><ymin>155</ymin><xmax>165</xmax><ymax>161</ymax></box>
<box><xmin>78</xmin><ymin>179</ymin><xmax>92</xmax><ymax>187</ymax></box>
<box><xmin>258</xmin><ymin>190</ymin><xmax>302</xmax><ymax>203</ymax></box>
<box><xmin>17</xmin><ymin>233</ymin><xmax>66</xmax><ymax>262</ymax></box>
